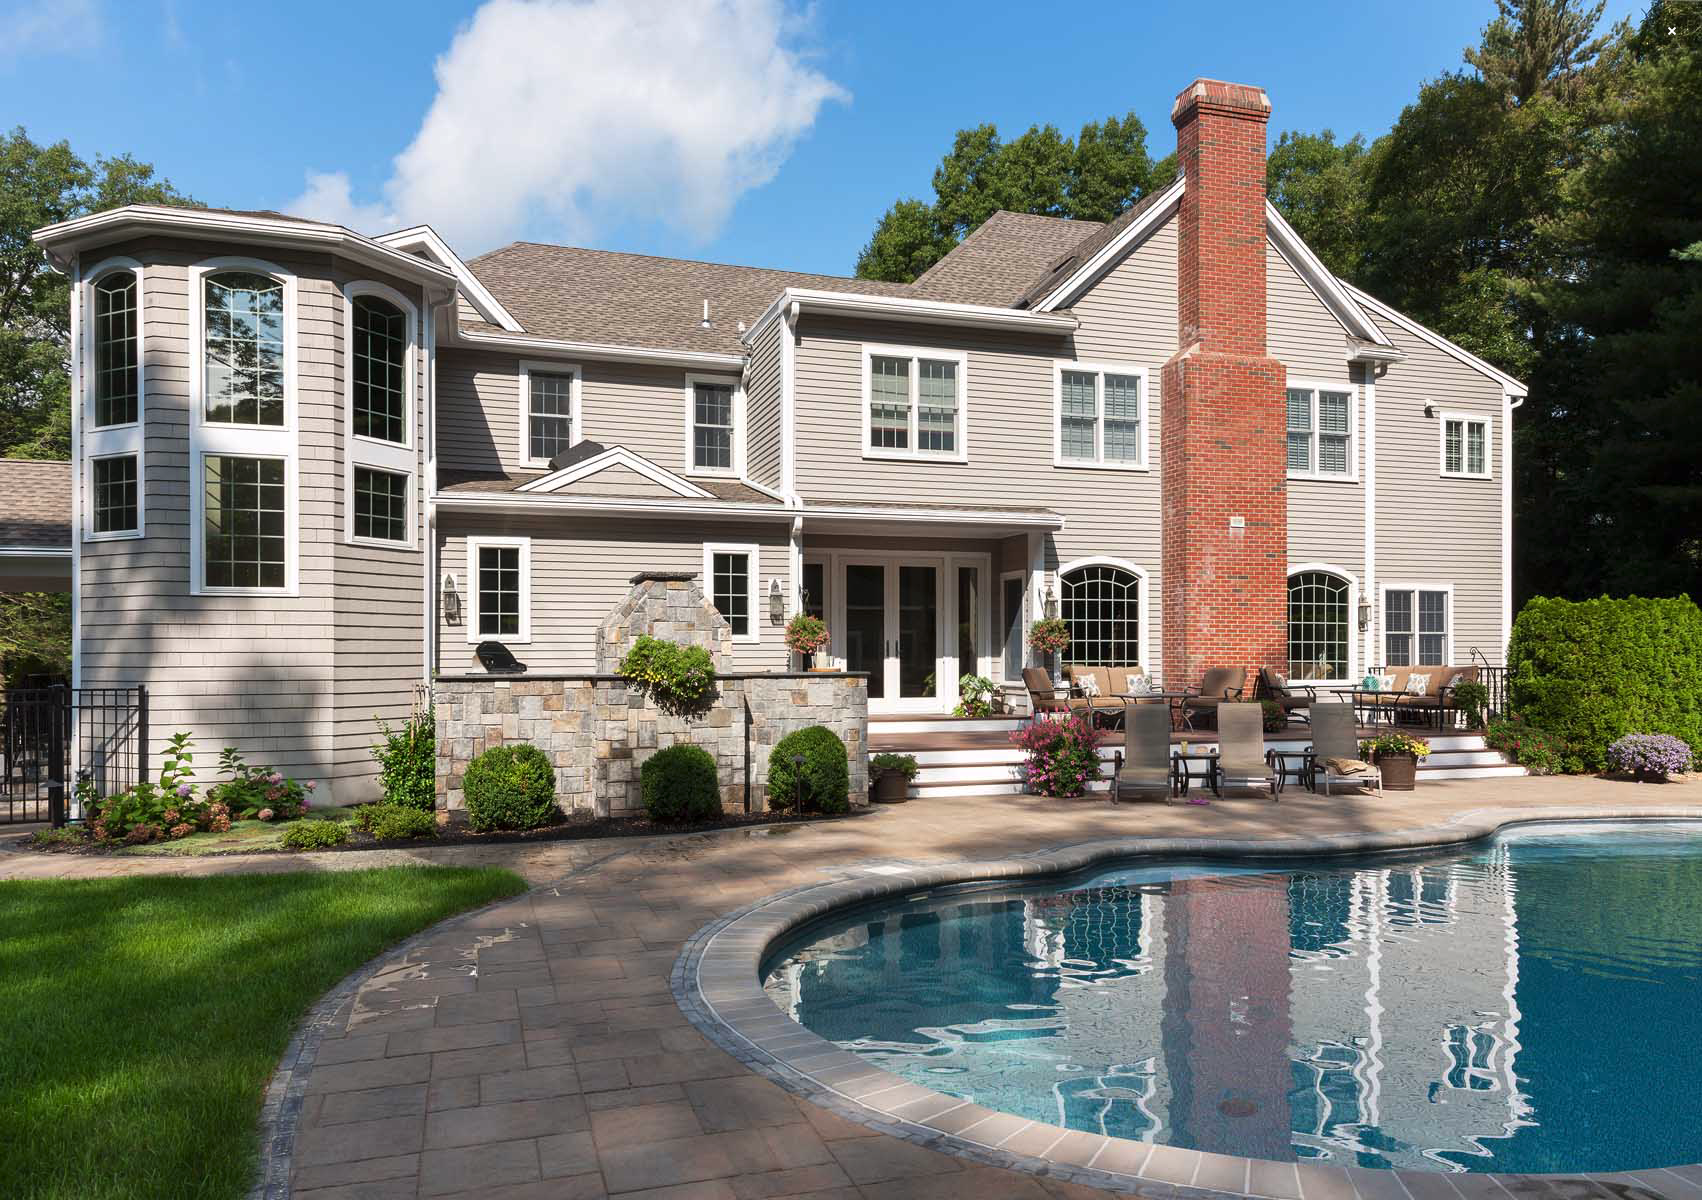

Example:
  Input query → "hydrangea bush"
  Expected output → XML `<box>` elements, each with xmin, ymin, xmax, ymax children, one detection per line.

<box><xmin>1011</xmin><ymin>711</ymin><xmax>1103</xmax><ymax>797</ymax></box>
<box><xmin>1606</xmin><ymin>734</ymin><xmax>1694</xmax><ymax>780</ymax></box>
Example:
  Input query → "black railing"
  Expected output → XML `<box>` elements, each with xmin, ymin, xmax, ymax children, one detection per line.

<box><xmin>1</xmin><ymin>685</ymin><xmax>148</xmax><ymax>825</ymax></box>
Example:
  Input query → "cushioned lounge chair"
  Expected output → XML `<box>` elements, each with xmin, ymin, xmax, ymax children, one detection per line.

<box><xmin>1258</xmin><ymin>667</ymin><xmax>1316</xmax><ymax>723</ymax></box>
<box><xmin>1214</xmin><ymin>701</ymin><xmax>1279</xmax><ymax>800</ymax></box>
<box><xmin>1308</xmin><ymin>701</ymin><xmax>1382</xmax><ymax>796</ymax></box>
<box><xmin>1112</xmin><ymin>702</ymin><xmax>1177</xmax><ymax>804</ymax></box>
<box><xmin>1023</xmin><ymin>667</ymin><xmax>1090</xmax><ymax>719</ymax></box>
<box><xmin>1181</xmin><ymin>667</ymin><xmax>1246</xmax><ymax>729</ymax></box>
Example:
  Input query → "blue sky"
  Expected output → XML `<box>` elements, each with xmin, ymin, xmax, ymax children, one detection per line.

<box><xmin>1</xmin><ymin>0</ymin><xmax>1647</xmax><ymax>274</ymax></box>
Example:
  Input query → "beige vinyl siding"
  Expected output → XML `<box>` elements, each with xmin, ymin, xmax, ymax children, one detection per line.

<box><xmin>1268</xmin><ymin>241</ymin><xmax>1367</xmax><ymax>582</ymax></box>
<box><xmin>1367</xmin><ymin>308</ymin><xmax>1508</xmax><ymax>665</ymax></box>
<box><xmin>437</xmin><ymin>514</ymin><xmax>790</xmax><ymax>674</ymax></box>
<box><xmin>437</xmin><ymin>349</ymin><xmax>517</xmax><ymax>474</ymax></box>
<box><xmin>1066</xmin><ymin>216</ymin><xmax>1179</xmax><ymax>366</ymax></box>
<box><xmin>744</xmin><ymin>317</ymin><xmax>784</xmax><ymax>490</ymax></box>
<box><xmin>75</xmin><ymin>235</ymin><xmax>426</xmax><ymax>801</ymax></box>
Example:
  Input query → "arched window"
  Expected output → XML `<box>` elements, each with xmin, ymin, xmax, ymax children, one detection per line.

<box><xmin>1288</xmin><ymin>571</ymin><xmax>1349</xmax><ymax>681</ymax></box>
<box><xmin>92</xmin><ymin>269</ymin><xmax>138</xmax><ymax>427</ymax></box>
<box><xmin>204</xmin><ymin>271</ymin><xmax>285</xmax><ymax>426</ymax></box>
<box><xmin>1061</xmin><ymin>564</ymin><xmax>1140</xmax><ymax>666</ymax></box>
<box><xmin>351</xmin><ymin>295</ymin><xmax>407</xmax><ymax>443</ymax></box>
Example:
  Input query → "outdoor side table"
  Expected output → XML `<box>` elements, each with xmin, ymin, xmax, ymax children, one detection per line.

<box><xmin>1173</xmin><ymin>750</ymin><xmax>1219</xmax><ymax>799</ymax></box>
<box><xmin>1267</xmin><ymin>747</ymin><xmax>1315</xmax><ymax>794</ymax></box>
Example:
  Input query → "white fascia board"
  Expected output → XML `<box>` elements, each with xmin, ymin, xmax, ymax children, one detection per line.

<box><xmin>1030</xmin><ymin>177</ymin><xmax>1185</xmax><ymax>312</ymax></box>
<box><xmin>1344</xmin><ymin>282</ymin><xmax>1529</xmax><ymax>397</ymax></box>
<box><xmin>515</xmin><ymin>445</ymin><xmax>713</xmax><ymax>498</ymax></box>
<box><xmin>1265</xmin><ymin>202</ymin><xmax>1393</xmax><ymax>348</ymax></box>
<box><xmin>0</xmin><ymin>545</ymin><xmax>72</xmax><ymax>556</ymax></box>
<box><xmin>772</xmin><ymin>288</ymin><xmax>1078</xmax><ymax>335</ymax></box>
<box><xmin>453</xmin><ymin>327</ymin><xmax>746</xmax><ymax>370</ymax></box>
<box><xmin>433</xmin><ymin>493</ymin><xmax>793</xmax><ymax>521</ymax></box>
<box><xmin>799</xmin><ymin>504</ymin><xmax>1065</xmax><ymax>529</ymax></box>
<box><xmin>32</xmin><ymin>206</ymin><xmax>458</xmax><ymax>293</ymax></box>
<box><xmin>375</xmin><ymin>225</ymin><xmax>525</xmax><ymax>332</ymax></box>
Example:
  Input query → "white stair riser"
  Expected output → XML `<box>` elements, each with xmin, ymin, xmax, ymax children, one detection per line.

<box><xmin>870</xmin><ymin>718</ymin><xmax>1023</xmax><ymax>735</ymax></box>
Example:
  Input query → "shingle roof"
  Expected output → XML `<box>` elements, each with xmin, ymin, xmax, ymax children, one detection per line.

<box><xmin>911</xmin><ymin>211</ymin><xmax>1101</xmax><ymax>307</ymax></box>
<box><xmin>1012</xmin><ymin>185</ymin><xmax>1177</xmax><ymax>308</ymax></box>
<box><xmin>0</xmin><ymin>459</ymin><xmax>71</xmax><ymax>549</ymax></box>
<box><xmin>463</xmin><ymin>244</ymin><xmax>914</xmax><ymax>355</ymax></box>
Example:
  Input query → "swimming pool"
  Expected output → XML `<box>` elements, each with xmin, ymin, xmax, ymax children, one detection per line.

<box><xmin>761</xmin><ymin>822</ymin><xmax>1702</xmax><ymax>1174</ymax></box>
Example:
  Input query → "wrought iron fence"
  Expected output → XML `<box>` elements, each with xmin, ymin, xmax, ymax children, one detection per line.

<box><xmin>0</xmin><ymin>686</ymin><xmax>148</xmax><ymax>825</ymax></box>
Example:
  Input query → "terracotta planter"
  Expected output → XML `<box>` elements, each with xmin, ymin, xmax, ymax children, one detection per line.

<box><xmin>1376</xmin><ymin>751</ymin><xmax>1418</xmax><ymax>790</ymax></box>
<box><xmin>871</xmin><ymin>769</ymin><xmax>911</xmax><ymax>804</ymax></box>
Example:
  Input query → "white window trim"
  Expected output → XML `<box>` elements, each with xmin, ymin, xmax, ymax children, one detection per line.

<box><xmin>703</xmin><ymin>541</ymin><xmax>761</xmax><ymax>645</ymax></box>
<box><xmin>1438</xmin><ymin>411</ymin><xmax>1493</xmax><ymax>479</ymax></box>
<box><xmin>82</xmin><ymin>258</ymin><xmax>147</xmax><ymax>541</ymax></box>
<box><xmin>1285</xmin><ymin>378</ymin><xmax>1359</xmax><ymax>482</ymax></box>
<box><xmin>1379</xmin><ymin>581</ymin><xmax>1455</xmax><ymax>669</ymax></box>
<box><xmin>465</xmin><ymin>536</ymin><xmax>532</xmax><ymax>644</ymax></box>
<box><xmin>1051</xmin><ymin>362</ymin><xmax>1150</xmax><ymax>471</ymax></box>
<box><xmin>682</xmin><ymin>372</ymin><xmax>744</xmax><ymax>478</ymax></box>
<box><xmin>1056</xmin><ymin>555</ymin><xmax>1151</xmax><ymax>672</ymax></box>
<box><xmin>1286</xmin><ymin>562</ymin><xmax>1361</xmax><ymax>686</ymax></box>
<box><xmin>188</xmin><ymin>256</ymin><xmax>299</xmax><ymax>596</ymax></box>
<box><xmin>860</xmin><ymin>344</ymin><xmax>969</xmax><ymax>463</ymax></box>
<box><xmin>343</xmin><ymin>281</ymin><xmax>419</xmax><ymax>549</ymax></box>
<box><xmin>517</xmin><ymin>359</ymin><xmax>582</xmax><ymax>470</ymax></box>
<box><xmin>998</xmin><ymin>569</ymin><xmax>1028</xmax><ymax>682</ymax></box>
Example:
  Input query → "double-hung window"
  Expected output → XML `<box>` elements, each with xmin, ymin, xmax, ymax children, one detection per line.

<box><xmin>1384</xmin><ymin>586</ymin><xmax>1450</xmax><ymax>667</ymax></box>
<box><xmin>704</xmin><ymin>543</ymin><xmax>758</xmax><ymax>642</ymax></box>
<box><xmin>863</xmin><ymin>346</ymin><xmax>966</xmax><ymax>460</ymax></box>
<box><xmin>83</xmin><ymin>260</ymin><xmax>145</xmax><ymax>540</ymax></box>
<box><xmin>1440</xmin><ymin>414</ymin><xmax>1491</xmax><ymax>478</ymax></box>
<box><xmin>1055</xmin><ymin>363</ymin><xmax>1146</xmax><ymax>468</ymax></box>
<box><xmin>1286</xmin><ymin>383</ymin><xmax>1355</xmax><ymax>478</ymax></box>
<box><xmin>191</xmin><ymin>258</ymin><xmax>296</xmax><ymax>593</ymax></box>
<box><xmin>520</xmin><ymin>361</ymin><xmax>579</xmax><ymax>467</ymax></box>
<box><xmin>687</xmin><ymin>375</ymin><xmax>738</xmax><ymax>473</ymax></box>
<box><xmin>467</xmin><ymin>537</ymin><xmax>530</xmax><ymax>642</ymax></box>
<box><xmin>345</xmin><ymin>284</ymin><xmax>417</xmax><ymax>547</ymax></box>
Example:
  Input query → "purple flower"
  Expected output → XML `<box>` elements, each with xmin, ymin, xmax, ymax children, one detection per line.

<box><xmin>176</xmin><ymin>783</ymin><xmax>193</xmax><ymax>798</ymax></box>
<box><xmin>1607</xmin><ymin>734</ymin><xmax>1694</xmax><ymax>777</ymax></box>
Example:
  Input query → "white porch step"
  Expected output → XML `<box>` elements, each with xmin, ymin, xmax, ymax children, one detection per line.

<box><xmin>870</xmin><ymin>716</ymin><xmax>1024</xmax><ymax>736</ymax></box>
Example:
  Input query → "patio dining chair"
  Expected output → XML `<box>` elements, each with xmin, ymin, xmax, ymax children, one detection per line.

<box><xmin>1215</xmin><ymin>701</ymin><xmax>1279</xmax><ymax>801</ymax></box>
<box><xmin>1022</xmin><ymin>667</ymin><xmax>1088</xmax><ymax>719</ymax></box>
<box><xmin>1181</xmin><ymin>667</ymin><xmax>1247</xmax><ymax>729</ymax></box>
<box><xmin>1111</xmin><ymin>702</ymin><xmax>1177</xmax><ymax>804</ymax></box>
<box><xmin>1308</xmin><ymin>701</ymin><xmax>1382</xmax><ymax>796</ymax></box>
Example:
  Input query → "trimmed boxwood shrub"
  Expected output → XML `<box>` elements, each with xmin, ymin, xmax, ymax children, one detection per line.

<box><xmin>462</xmin><ymin>743</ymin><xmax>557</xmax><ymax>831</ymax></box>
<box><xmin>767</xmin><ymin>726</ymin><xmax>850</xmax><ymax>814</ymax></box>
<box><xmin>364</xmin><ymin>804</ymin><xmax>438</xmax><ymax>840</ymax></box>
<box><xmin>641</xmin><ymin>743</ymin><xmax>721</xmax><ymax>822</ymax></box>
<box><xmin>280</xmin><ymin>819</ymin><xmax>349</xmax><ymax>850</ymax></box>
<box><xmin>1508</xmin><ymin>594</ymin><xmax>1702</xmax><ymax>772</ymax></box>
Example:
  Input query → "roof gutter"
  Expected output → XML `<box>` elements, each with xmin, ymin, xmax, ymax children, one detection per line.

<box><xmin>452</xmin><ymin>327</ymin><xmax>746</xmax><ymax>370</ymax></box>
<box><xmin>798</xmin><ymin>504</ymin><xmax>1065</xmax><ymax>530</ymax></box>
<box><xmin>745</xmin><ymin>287</ymin><xmax>1078</xmax><ymax>347</ymax></box>
<box><xmin>432</xmin><ymin>493</ymin><xmax>794</xmax><ymax>521</ymax></box>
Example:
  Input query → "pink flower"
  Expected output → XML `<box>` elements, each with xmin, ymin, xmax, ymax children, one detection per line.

<box><xmin>267</xmin><ymin>772</ymin><xmax>284</xmax><ymax>785</ymax></box>
<box><xmin>304</xmin><ymin>780</ymin><xmax>317</xmax><ymax>792</ymax></box>
<box><xmin>301</xmin><ymin>796</ymin><xmax>312</xmax><ymax>810</ymax></box>
<box><xmin>257</xmin><ymin>808</ymin><xmax>274</xmax><ymax>821</ymax></box>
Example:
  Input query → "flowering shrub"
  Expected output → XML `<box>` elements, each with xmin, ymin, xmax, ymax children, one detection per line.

<box><xmin>208</xmin><ymin>747</ymin><xmax>314</xmax><ymax>821</ymax></box>
<box><xmin>954</xmin><ymin>674</ymin><xmax>998</xmax><ymax>718</ymax></box>
<box><xmin>618</xmin><ymin>636</ymin><xmax>717</xmax><ymax>716</ymax></box>
<box><xmin>1360</xmin><ymin>730</ymin><xmax>1431</xmax><ymax>759</ymax></box>
<box><xmin>1027</xmin><ymin>618</ymin><xmax>1070</xmax><ymax>657</ymax></box>
<box><xmin>1606</xmin><ymin>734</ymin><xmax>1694</xmax><ymax>780</ymax></box>
<box><xmin>87</xmin><ymin>732</ymin><xmax>214</xmax><ymax>843</ymax></box>
<box><xmin>1010</xmin><ymin>711</ymin><xmax>1103</xmax><ymax>797</ymax></box>
<box><xmin>784</xmin><ymin>613</ymin><xmax>831</xmax><ymax>657</ymax></box>
<box><xmin>1486</xmin><ymin>715</ymin><xmax>1568</xmax><ymax>775</ymax></box>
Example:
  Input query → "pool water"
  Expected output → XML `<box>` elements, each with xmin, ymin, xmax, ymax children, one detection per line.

<box><xmin>762</xmin><ymin>822</ymin><xmax>1702</xmax><ymax>1174</ymax></box>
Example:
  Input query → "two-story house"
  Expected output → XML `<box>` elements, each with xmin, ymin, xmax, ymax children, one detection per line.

<box><xmin>33</xmin><ymin>78</ymin><xmax>1523</xmax><ymax>801</ymax></box>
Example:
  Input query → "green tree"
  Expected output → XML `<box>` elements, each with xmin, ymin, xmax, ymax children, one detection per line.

<box><xmin>854</xmin><ymin>113</ymin><xmax>1166</xmax><ymax>282</ymax></box>
<box><xmin>1265</xmin><ymin>130</ymin><xmax>1368</xmax><ymax>279</ymax></box>
<box><xmin>0</xmin><ymin>129</ymin><xmax>196</xmax><ymax>460</ymax></box>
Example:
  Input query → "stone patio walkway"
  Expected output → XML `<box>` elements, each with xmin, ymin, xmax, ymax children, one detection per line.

<box><xmin>6</xmin><ymin>775</ymin><xmax>1700</xmax><ymax>1198</ymax></box>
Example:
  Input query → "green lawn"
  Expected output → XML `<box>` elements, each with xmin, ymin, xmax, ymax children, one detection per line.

<box><xmin>0</xmin><ymin>867</ymin><xmax>528</xmax><ymax>1200</ymax></box>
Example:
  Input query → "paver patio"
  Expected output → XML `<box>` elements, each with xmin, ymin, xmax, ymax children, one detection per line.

<box><xmin>6</xmin><ymin>774</ymin><xmax>1700</xmax><ymax>1199</ymax></box>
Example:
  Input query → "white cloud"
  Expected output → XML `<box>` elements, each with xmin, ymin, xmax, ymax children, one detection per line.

<box><xmin>289</xmin><ymin>170</ymin><xmax>397</xmax><ymax>232</ymax></box>
<box><xmin>0</xmin><ymin>0</ymin><xmax>102</xmax><ymax>63</ymax></box>
<box><xmin>287</xmin><ymin>0</ymin><xmax>846</xmax><ymax>252</ymax></box>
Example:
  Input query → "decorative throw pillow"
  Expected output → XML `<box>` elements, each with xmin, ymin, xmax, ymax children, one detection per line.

<box><xmin>1447</xmin><ymin>672</ymin><xmax>1467</xmax><ymax>689</ymax></box>
<box><xmin>1128</xmin><ymin>675</ymin><xmax>1151</xmax><ymax>696</ymax></box>
<box><xmin>1077</xmin><ymin>674</ymin><xmax>1100</xmax><ymax>697</ymax></box>
<box><xmin>1374</xmin><ymin>674</ymin><xmax>1398</xmax><ymax>692</ymax></box>
<box><xmin>1269</xmin><ymin>669</ymin><xmax>1289</xmax><ymax>692</ymax></box>
<box><xmin>1406</xmin><ymin>673</ymin><xmax>1432</xmax><ymax>695</ymax></box>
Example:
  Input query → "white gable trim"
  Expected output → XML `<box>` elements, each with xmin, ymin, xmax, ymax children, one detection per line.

<box><xmin>1030</xmin><ymin>176</ymin><xmax>1185</xmax><ymax>312</ymax></box>
<box><xmin>514</xmin><ymin>444</ymin><xmax>714</xmax><ymax>498</ymax></box>
<box><xmin>1263</xmin><ymin>202</ymin><xmax>1392</xmax><ymax>349</ymax></box>
<box><xmin>1343</xmin><ymin>282</ymin><xmax>1529</xmax><ymax>398</ymax></box>
<box><xmin>375</xmin><ymin>225</ymin><xmax>525</xmax><ymax>333</ymax></box>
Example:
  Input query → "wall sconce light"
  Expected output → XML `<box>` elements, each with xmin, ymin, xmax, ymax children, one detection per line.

<box><xmin>768</xmin><ymin>578</ymin><xmax>784</xmax><ymax>625</ymax></box>
<box><xmin>1423</xmin><ymin>402</ymin><xmax>1437</xmax><ymax>419</ymax></box>
<box><xmin>1357</xmin><ymin>591</ymin><xmax>1372</xmax><ymax>633</ymax></box>
<box><xmin>442</xmin><ymin>573</ymin><xmax>461</xmax><ymax>624</ymax></box>
<box><xmin>1043</xmin><ymin>581</ymin><xmax>1058</xmax><ymax>620</ymax></box>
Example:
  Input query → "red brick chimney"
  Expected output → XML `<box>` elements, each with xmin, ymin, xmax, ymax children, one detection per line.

<box><xmin>1160</xmin><ymin>79</ymin><xmax>1288</xmax><ymax>692</ymax></box>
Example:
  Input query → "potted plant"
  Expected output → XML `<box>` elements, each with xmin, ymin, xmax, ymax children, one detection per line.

<box><xmin>1027</xmin><ymin>618</ymin><xmax>1070</xmax><ymax>660</ymax></box>
<box><xmin>955</xmin><ymin>674</ymin><xmax>998</xmax><ymax>717</ymax></box>
<box><xmin>1260</xmin><ymin>699</ymin><xmax>1287</xmax><ymax>733</ymax></box>
<box><xmin>1359</xmin><ymin>730</ymin><xmax>1430</xmax><ymax>790</ymax></box>
<box><xmin>1450</xmin><ymin>680</ymin><xmax>1489</xmax><ymax>729</ymax></box>
<box><xmin>785</xmin><ymin>613</ymin><xmax>831</xmax><ymax>670</ymax></box>
<box><xmin>869</xmin><ymin>752</ymin><xmax>919</xmax><ymax>803</ymax></box>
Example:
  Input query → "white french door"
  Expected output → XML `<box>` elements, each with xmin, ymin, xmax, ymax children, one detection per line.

<box><xmin>830</xmin><ymin>552</ymin><xmax>990</xmax><ymax>714</ymax></box>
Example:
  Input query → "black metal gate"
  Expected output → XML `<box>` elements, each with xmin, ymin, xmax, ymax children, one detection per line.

<box><xmin>1</xmin><ymin>686</ymin><xmax>148</xmax><ymax>825</ymax></box>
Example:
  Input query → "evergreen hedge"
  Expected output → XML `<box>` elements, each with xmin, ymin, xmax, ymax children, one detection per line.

<box><xmin>640</xmin><ymin>744</ymin><xmax>721</xmax><ymax>822</ymax></box>
<box><xmin>1507</xmin><ymin>594</ymin><xmax>1702</xmax><ymax>772</ymax></box>
<box><xmin>462</xmin><ymin>744</ymin><xmax>558</xmax><ymax>831</ymax></box>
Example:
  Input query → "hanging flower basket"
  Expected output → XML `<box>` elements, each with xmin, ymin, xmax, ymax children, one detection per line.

<box><xmin>1027</xmin><ymin>618</ymin><xmax>1070</xmax><ymax>657</ymax></box>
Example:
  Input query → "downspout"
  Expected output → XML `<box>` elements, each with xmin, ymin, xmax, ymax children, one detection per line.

<box><xmin>1501</xmin><ymin>387</ymin><xmax>1521</xmax><ymax>663</ymax></box>
<box><xmin>781</xmin><ymin>302</ymin><xmax>805</xmax><ymax>660</ymax></box>
<box><xmin>1363</xmin><ymin>360</ymin><xmax>1378</xmax><ymax>673</ymax></box>
<box><xmin>68</xmin><ymin>254</ymin><xmax>83</xmax><ymax>694</ymax></box>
